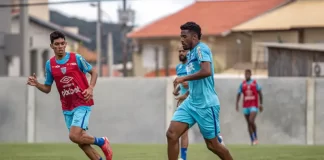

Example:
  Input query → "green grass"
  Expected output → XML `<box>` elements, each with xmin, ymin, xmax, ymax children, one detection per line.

<box><xmin>0</xmin><ymin>143</ymin><xmax>323</xmax><ymax>160</ymax></box>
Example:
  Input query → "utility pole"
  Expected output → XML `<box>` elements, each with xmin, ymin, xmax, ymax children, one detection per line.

<box><xmin>96</xmin><ymin>0</ymin><xmax>102</xmax><ymax>77</ymax></box>
<box><xmin>20</xmin><ymin>0</ymin><xmax>30</xmax><ymax>77</ymax></box>
<box><xmin>107</xmin><ymin>32</ymin><xmax>114</xmax><ymax>77</ymax></box>
<box><xmin>118</xmin><ymin>0</ymin><xmax>135</xmax><ymax>77</ymax></box>
<box><xmin>155</xmin><ymin>46</ymin><xmax>159</xmax><ymax>77</ymax></box>
<box><xmin>122</xmin><ymin>0</ymin><xmax>127</xmax><ymax>77</ymax></box>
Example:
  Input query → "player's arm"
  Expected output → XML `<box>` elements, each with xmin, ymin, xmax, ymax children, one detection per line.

<box><xmin>182</xmin><ymin>48</ymin><xmax>212</xmax><ymax>81</ymax></box>
<box><xmin>77</xmin><ymin>54</ymin><xmax>98</xmax><ymax>89</ymax></box>
<box><xmin>257</xmin><ymin>83</ymin><xmax>263</xmax><ymax>106</ymax></box>
<box><xmin>236</xmin><ymin>83</ymin><xmax>242</xmax><ymax>111</ymax></box>
<box><xmin>34</xmin><ymin>61</ymin><xmax>53</xmax><ymax>94</ymax></box>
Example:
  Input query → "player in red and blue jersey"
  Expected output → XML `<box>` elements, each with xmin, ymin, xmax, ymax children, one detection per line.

<box><xmin>236</xmin><ymin>69</ymin><xmax>263</xmax><ymax>145</ymax></box>
<box><xmin>27</xmin><ymin>31</ymin><xmax>112</xmax><ymax>160</ymax></box>
<box><xmin>167</xmin><ymin>22</ymin><xmax>233</xmax><ymax>160</ymax></box>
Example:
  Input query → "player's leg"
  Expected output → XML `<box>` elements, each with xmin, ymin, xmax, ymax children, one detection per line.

<box><xmin>180</xmin><ymin>130</ymin><xmax>189</xmax><ymax>160</ymax></box>
<box><xmin>195</xmin><ymin>105</ymin><xmax>233</xmax><ymax>160</ymax></box>
<box><xmin>78</xmin><ymin>143</ymin><xmax>102</xmax><ymax>160</ymax></box>
<box><xmin>243</xmin><ymin>108</ymin><xmax>254</xmax><ymax>144</ymax></box>
<box><xmin>167</xmin><ymin>101</ymin><xmax>195</xmax><ymax>160</ymax></box>
<box><xmin>69</xmin><ymin>107</ymin><xmax>112</xmax><ymax>160</ymax></box>
<box><xmin>249</xmin><ymin>107</ymin><xmax>259</xmax><ymax>145</ymax></box>
<box><xmin>64</xmin><ymin>113</ymin><xmax>101</xmax><ymax>160</ymax></box>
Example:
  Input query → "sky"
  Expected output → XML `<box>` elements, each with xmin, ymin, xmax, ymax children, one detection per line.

<box><xmin>48</xmin><ymin>0</ymin><xmax>195</xmax><ymax>26</ymax></box>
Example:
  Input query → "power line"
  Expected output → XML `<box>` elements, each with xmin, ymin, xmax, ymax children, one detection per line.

<box><xmin>0</xmin><ymin>0</ymin><xmax>135</xmax><ymax>8</ymax></box>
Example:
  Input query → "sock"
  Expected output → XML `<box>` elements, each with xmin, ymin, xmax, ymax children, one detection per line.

<box><xmin>94</xmin><ymin>137</ymin><xmax>105</xmax><ymax>147</ymax></box>
<box><xmin>253</xmin><ymin>132</ymin><xmax>257</xmax><ymax>140</ymax></box>
<box><xmin>217</xmin><ymin>135</ymin><xmax>223</xmax><ymax>143</ymax></box>
<box><xmin>180</xmin><ymin>148</ymin><xmax>187</xmax><ymax>160</ymax></box>
<box><xmin>250</xmin><ymin>134</ymin><xmax>255</xmax><ymax>142</ymax></box>
<box><xmin>99</xmin><ymin>157</ymin><xmax>102</xmax><ymax>160</ymax></box>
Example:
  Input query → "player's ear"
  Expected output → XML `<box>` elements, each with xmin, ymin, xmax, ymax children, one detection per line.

<box><xmin>50</xmin><ymin>43</ymin><xmax>54</xmax><ymax>49</ymax></box>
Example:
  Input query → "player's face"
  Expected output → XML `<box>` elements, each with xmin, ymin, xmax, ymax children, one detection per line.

<box><xmin>180</xmin><ymin>30</ymin><xmax>193</xmax><ymax>50</ymax></box>
<box><xmin>178</xmin><ymin>47</ymin><xmax>188</xmax><ymax>62</ymax></box>
<box><xmin>50</xmin><ymin>38</ymin><xmax>67</xmax><ymax>57</ymax></box>
<box><xmin>245</xmin><ymin>71</ymin><xmax>251</xmax><ymax>80</ymax></box>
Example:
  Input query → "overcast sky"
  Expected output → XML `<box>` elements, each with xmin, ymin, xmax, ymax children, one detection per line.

<box><xmin>48</xmin><ymin>0</ymin><xmax>195</xmax><ymax>26</ymax></box>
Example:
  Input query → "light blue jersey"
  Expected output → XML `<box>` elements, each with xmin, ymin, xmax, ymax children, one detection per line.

<box><xmin>186</xmin><ymin>42</ymin><xmax>219</xmax><ymax>108</ymax></box>
<box><xmin>172</xmin><ymin>42</ymin><xmax>222</xmax><ymax>140</ymax></box>
<box><xmin>176</xmin><ymin>63</ymin><xmax>188</xmax><ymax>95</ymax></box>
<box><xmin>44</xmin><ymin>52</ymin><xmax>93</xmax><ymax>86</ymax></box>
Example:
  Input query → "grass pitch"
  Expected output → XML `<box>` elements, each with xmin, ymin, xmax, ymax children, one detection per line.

<box><xmin>0</xmin><ymin>143</ymin><xmax>323</xmax><ymax>160</ymax></box>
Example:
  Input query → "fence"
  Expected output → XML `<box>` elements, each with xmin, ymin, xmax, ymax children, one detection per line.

<box><xmin>0</xmin><ymin>77</ymin><xmax>323</xmax><ymax>145</ymax></box>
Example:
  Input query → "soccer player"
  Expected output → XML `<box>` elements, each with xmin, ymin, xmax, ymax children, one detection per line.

<box><xmin>236</xmin><ymin>69</ymin><xmax>263</xmax><ymax>145</ymax></box>
<box><xmin>173</xmin><ymin>45</ymin><xmax>189</xmax><ymax>160</ymax></box>
<box><xmin>167</xmin><ymin>22</ymin><xmax>233</xmax><ymax>160</ymax></box>
<box><xmin>26</xmin><ymin>31</ymin><xmax>113</xmax><ymax>160</ymax></box>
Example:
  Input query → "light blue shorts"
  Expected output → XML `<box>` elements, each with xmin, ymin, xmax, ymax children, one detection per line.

<box><xmin>63</xmin><ymin>106</ymin><xmax>92</xmax><ymax>131</ymax></box>
<box><xmin>172</xmin><ymin>99</ymin><xmax>221</xmax><ymax>139</ymax></box>
<box><xmin>243</xmin><ymin>107</ymin><xmax>258</xmax><ymax>115</ymax></box>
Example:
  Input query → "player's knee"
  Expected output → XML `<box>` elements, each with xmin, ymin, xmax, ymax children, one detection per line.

<box><xmin>69</xmin><ymin>132</ymin><xmax>81</xmax><ymax>144</ymax></box>
<box><xmin>248</xmin><ymin>119</ymin><xmax>255</xmax><ymax>125</ymax></box>
<box><xmin>166</xmin><ymin>129</ymin><xmax>178</xmax><ymax>141</ymax></box>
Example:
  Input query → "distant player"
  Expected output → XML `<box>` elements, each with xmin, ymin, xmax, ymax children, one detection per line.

<box><xmin>26</xmin><ymin>31</ymin><xmax>113</xmax><ymax>160</ymax></box>
<box><xmin>236</xmin><ymin>69</ymin><xmax>263</xmax><ymax>145</ymax></box>
<box><xmin>167</xmin><ymin>22</ymin><xmax>233</xmax><ymax>160</ymax></box>
<box><xmin>173</xmin><ymin>45</ymin><xmax>189</xmax><ymax>160</ymax></box>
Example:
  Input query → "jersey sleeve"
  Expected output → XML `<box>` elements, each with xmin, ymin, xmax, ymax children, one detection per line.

<box><xmin>175</xmin><ymin>64</ymin><xmax>180</xmax><ymax>76</ymax></box>
<box><xmin>44</xmin><ymin>60</ymin><xmax>54</xmax><ymax>86</ymax></box>
<box><xmin>256</xmin><ymin>82</ymin><xmax>261</xmax><ymax>91</ymax></box>
<box><xmin>197</xmin><ymin>46</ymin><xmax>212</xmax><ymax>64</ymax></box>
<box><xmin>76</xmin><ymin>54</ymin><xmax>93</xmax><ymax>73</ymax></box>
<box><xmin>237</xmin><ymin>83</ymin><xmax>243</xmax><ymax>94</ymax></box>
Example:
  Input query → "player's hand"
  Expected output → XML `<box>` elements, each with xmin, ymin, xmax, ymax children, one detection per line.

<box><xmin>259</xmin><ymin>105</ymin><xmax>263</xmax><ymax>112</ymax></box>
<box><xmin>182</xmin><ymin>81</ymin><xmax>188</xmax><ymax>88</ymax></box>
<box><xmin>173</xmin><ymin>90</ymin><xmax>179</xmax><ymax>96</ymax></box>
<box><xmin>173</xmin><ymin>77</ymin><xmax>185</xmax><ymax>86</ymax></box>
<box><xmin>175</xmin><ymin>95</ymin><xmax>186</xmax><ymax>101</ymax></box>
<box><xmin>82</xmin><ymin>87</ymin><xmax>93</xmax><ymax>101</ymax></box>
<box><xmin>27</xmin><ymin>73</ymin><xmax>38</xmax><ymax>86</ymax></box>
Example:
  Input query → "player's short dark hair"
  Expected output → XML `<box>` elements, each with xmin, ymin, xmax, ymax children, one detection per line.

<box><xmin>50</xmin><ymin>31</ymin><xmax>65</xmax><ymax>44</ymax></box>
<box><xmin>180</xmin><ymin>21</ymin><xmax>202</xmax><ymax>40</ymax></box>
<box><xmin>245</xmin><ymin>69</ymin><xmax>252</xmax><ymax>73</ymax></box>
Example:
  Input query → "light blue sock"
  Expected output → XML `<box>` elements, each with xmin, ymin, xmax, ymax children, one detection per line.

<box><xmin>94</xmin><ymin>137</ymin><xmax>105</xmax><ymax>147</ymax></box>
<box><xmin>181</xmin><ymin>148</ymin><xmax>187</xmax><ymax>160</ymax></box>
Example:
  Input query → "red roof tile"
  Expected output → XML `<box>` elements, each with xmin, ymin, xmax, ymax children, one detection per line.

<box><xmin>128</xmin><ymin>0</ymin><xmax>289</xmax><ymax>38</ymax></box>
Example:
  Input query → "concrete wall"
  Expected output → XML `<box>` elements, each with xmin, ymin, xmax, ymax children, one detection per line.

<box><xmin>0</xmin><ymin>77</ymin><xmax>322</xmax><ymax>144</ymax></box>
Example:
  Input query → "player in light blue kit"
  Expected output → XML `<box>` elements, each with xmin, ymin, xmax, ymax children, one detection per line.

<box><xmin>173</xmin><ymin>45</ymin><xmax>189</xmax><ymax>160</ymax></box>
<box><xmin>166</xmin><ymin>22</ymin><xmax>233</xmax><ymax>160</ymax></box>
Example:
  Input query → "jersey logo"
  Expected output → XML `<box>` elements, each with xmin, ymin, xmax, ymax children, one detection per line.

<box><xmin>186</xmin><ymin>63</ymin><xmax>195</xmax><ymax>73</ymax></box>
<box><xmin>61</xmin><ymin>67</ymin><xmax>67</xmax><ymax>74</ymax></box>
<box><xmin>60</xmin><ymin>76</ymin><xmax>73</xmax><ymax>84</ymax></box>
<box><xmin>197</xmin><ymin>46</ymin><xmax>202</xmax><ymax>60</ymax></box>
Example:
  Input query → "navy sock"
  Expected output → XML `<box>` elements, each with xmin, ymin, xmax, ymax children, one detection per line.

<box><xmin>99</xmin><ymin>157</ymin><xmax>102</xmax><ymax>160</ymax></box>
<box><xmin>253</xmin><ymin>132</ymin><xmax>257</xmax><ymax>139</ymax></box>
<box><xmin>250</xmin><ymin>134</ymin><xmax>255</xmax><ymax>142</ymax></box>
<box><xmin>94</xmin><ymin>137</ymin><xmax>105</xmax><ymax>147</ymax></box>
<box><xmin>180</xmin><ymin>148</ymin><xmax>187</xmax><ymax>160</ymax></box>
